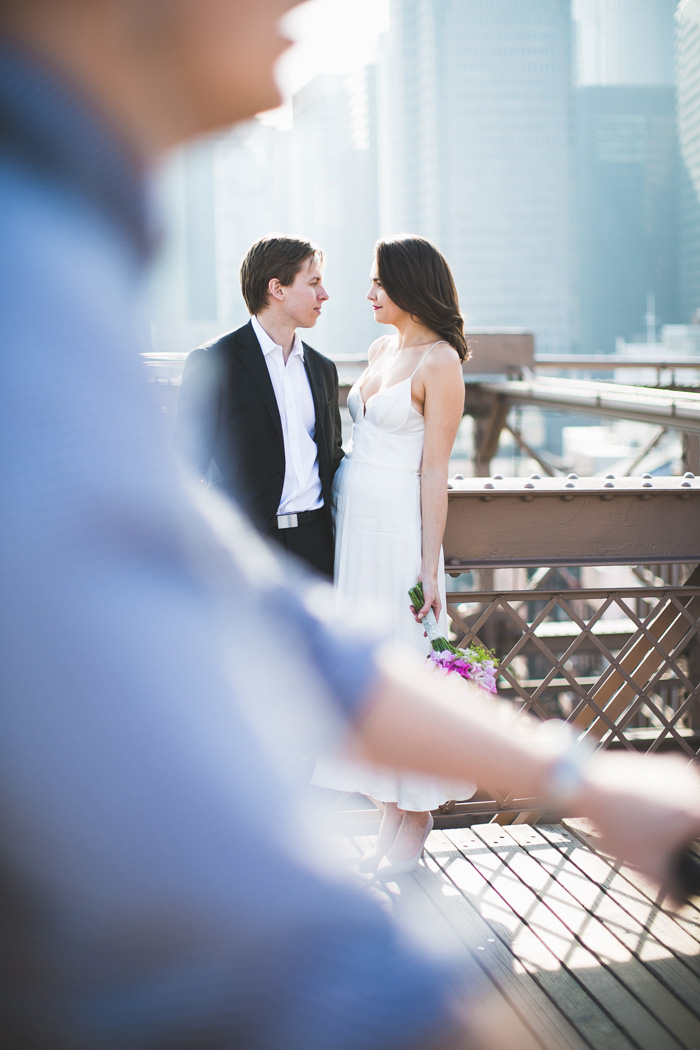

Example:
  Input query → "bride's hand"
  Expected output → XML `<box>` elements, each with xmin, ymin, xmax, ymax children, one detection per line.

<box><xmin>411</xmin><ymin>575</ymin><xmax>441</xmax><ymax>625</ymax></box>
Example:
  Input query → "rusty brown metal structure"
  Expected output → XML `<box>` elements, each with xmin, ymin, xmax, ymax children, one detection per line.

<box><xmin>466</xmin><ymin>378</ymin><xmax>700</xmax><ymax>477</ymax></box>
<box><xmin>140</xmin><ymin>351</ymin><xmax>700</xmax><ymax>824</ymax></box>
<box><xmin>440</xmin><ymin>474</ymin><xmax>700</xmax><ymax>824</ymax></box>
<box><xmin>443</xmin><ymin>475</ymin><xmax>700</xmax><ymax>570</ymax></box>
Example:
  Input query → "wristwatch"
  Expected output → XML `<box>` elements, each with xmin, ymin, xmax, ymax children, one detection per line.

<box><xmin>539</xmin><ymin>720</ymin><xmax>595</xmax><ymax>810</ymax></box>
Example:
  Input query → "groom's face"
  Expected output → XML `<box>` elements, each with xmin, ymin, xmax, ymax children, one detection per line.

<box><xmin>280</xmin><ymin>257</ymin><xmax>329</xmax><ymax>329</ymax></box>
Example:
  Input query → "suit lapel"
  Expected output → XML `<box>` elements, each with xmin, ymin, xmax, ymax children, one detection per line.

<box><xmin>236</xmin><ymin>321</ymin><xmax>283</xmax><ymax>440</ymax></box>
<box><xmin>303</xmin><ymin>345</ymin><xmax>325</xmax><ymax>438</ymax></box>
<box><xmin>303</xmin><ymin>345</ymin><xmax>329</xmax><ymax>478</ymax></box>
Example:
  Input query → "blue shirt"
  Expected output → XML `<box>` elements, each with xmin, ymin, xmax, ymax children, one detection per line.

<box><xmin>0</xmin><ymin>40</ymin><xmax>460</xmax><ymax>1049</ymax></box>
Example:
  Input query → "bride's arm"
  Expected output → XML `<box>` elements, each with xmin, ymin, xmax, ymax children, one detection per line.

<box><xmin>415</xmin><ymin>345</ymin><xmax>464</xmax><ymax>622</ymax></box>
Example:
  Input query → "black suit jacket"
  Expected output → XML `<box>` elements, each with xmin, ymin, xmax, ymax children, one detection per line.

<box><xmin>175</xmin><ymin>320</ymin><xmax>344</xmax><ymax>533</ymax></box>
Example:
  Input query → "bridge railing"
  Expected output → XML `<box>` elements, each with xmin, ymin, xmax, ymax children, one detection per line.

<box><xmin>438</xmin><ymin>474</ymin><xmax>700</xmax><ymax>823</ymax></box>
<box><xmin>139</xmin><ymin>354</ymin><xmax>700</xmax><ymax>822</ymax></box>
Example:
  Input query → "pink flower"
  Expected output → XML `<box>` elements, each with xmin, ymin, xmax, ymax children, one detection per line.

<box><xmin>428</xmin><ymin>647</ymin><xmax>498</xmax><ymax>693</ymax></box>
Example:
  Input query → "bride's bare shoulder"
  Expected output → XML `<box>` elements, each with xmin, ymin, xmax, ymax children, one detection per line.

<box><xmin>425</xmin><ymin>339</ymin><xmax>462</xmax><ymax>372</ymax></box>
<box><xmin>421</xmin><ymin>341</ymin><xmax>464</xmax><ymax>400</ymax></box>
<box><xmin>367</xmin><ymin>335</ymin><xmax>393</xmax><ymax>364</ymax></box>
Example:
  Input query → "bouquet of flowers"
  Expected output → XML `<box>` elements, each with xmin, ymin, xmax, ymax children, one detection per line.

<box><xmin>408</xmin><ymin>582</ymin><xmax>499</xmax><ymax>694</ymax></box>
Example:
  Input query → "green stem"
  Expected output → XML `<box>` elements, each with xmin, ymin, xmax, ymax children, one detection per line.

<box><xmin>408</xmin><ymin>582</ymin><xmax>458</xmax><ymax>653</ymax></box>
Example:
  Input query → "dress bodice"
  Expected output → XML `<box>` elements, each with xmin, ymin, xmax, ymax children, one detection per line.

<box><xmin>346</xmin><ymin>369</ymin><xmax>427</xmax><ymax>475</ymax></box>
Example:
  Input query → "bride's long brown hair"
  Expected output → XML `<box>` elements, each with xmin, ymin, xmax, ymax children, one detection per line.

<box><xmin>374</xmin><ymin>235</ymin><xmax>470</xmax><ymax>361</ymax></box>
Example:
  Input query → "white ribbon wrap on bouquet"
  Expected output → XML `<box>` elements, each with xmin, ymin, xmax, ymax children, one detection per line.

<box><xmin>421</xmin><ymin>608</ymin><xmax>442</xmax><ymax>643</ymax></box>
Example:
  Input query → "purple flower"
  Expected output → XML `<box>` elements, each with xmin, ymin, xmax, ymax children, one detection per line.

<box><xmin>428</xmin><ymin>646</ymin><xmax>498</xmax><ymax>693</ymax></box>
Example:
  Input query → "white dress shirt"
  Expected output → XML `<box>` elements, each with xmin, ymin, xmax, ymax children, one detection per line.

<box><xmin>252</xmin><ymin>314</ymin><xmax>323</xmax><ymax>514</ymax></box>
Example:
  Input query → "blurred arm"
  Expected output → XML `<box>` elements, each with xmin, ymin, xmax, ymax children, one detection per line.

<box><xmin>351</xmin><ymin>649</ymin><xmax>700</xmax><ymax>891</ymax></box>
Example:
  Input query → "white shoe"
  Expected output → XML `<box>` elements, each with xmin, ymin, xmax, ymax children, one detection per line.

<box><xmin>377</xmin><ymin>815</ymin><xmax>434</xmax><ymax>877</ymax></box>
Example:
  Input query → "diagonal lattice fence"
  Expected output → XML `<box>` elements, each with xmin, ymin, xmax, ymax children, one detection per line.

<box><xmin>442</xmin><ymin>569</ymin><xmax>700</xmax><ymax>821</ymax></box>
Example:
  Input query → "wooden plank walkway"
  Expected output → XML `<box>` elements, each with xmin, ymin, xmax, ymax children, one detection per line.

<box><xmin>338</xmin><ymin>821</ymin><xmax>700</xmax><ymax>1050</ymax></box>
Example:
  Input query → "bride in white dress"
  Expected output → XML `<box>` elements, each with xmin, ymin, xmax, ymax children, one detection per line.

<box><xmin>314</xmin><ymin>234</ymin><xmax>471</xmax><ymax>874</ymax></box>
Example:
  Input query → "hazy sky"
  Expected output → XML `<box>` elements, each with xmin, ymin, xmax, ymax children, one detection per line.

<box><xmin>276</xmin><ymin>0</ymin><xmax>389</xmax><ymax>96</ymax></box>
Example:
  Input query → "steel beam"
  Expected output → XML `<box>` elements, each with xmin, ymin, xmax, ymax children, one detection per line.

<box><xmin>443</xmin><ymin>475</ymin><xmax>700</xmax><ymax>569</ymax></box>
<box><xmin>534</xmin><ymin>355</ymin><xmax>700</xmax><ymax>371</ymax></box>
<box><xmin>473</xmin><ymin>377</ymin><xmax>700</xmax><ymax>432</ymax></box>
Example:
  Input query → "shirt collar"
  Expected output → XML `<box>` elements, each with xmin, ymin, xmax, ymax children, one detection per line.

<box><xmin>252</xmin><ymin>315</ymin><xmax>304</xmax><ymax>361</ymax></box>
<box><xmin>0</xmin><ymin>38</ymin><xmax>156</xmax><ymax>263</ymax></box>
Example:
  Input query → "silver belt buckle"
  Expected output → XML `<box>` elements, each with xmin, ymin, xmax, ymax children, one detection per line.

<box><xmin>276</xmin><ymin>512</ymin><xmax>298</xmax><ymax>530</ymax></box>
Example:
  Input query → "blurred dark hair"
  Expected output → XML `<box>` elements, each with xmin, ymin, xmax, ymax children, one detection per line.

<box><xmin>240</xmin><ymin>235</ymin><xmax>323</xmax><ymax>315</ymax></box>
<box><xmin>375</xmin><ymin>235</ymin><xmax>469</xmax><ymax>361</ymax></box>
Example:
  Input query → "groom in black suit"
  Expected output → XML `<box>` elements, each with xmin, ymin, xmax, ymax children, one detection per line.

<box><xmin>175</xmin><ymin>236</ymin><xmax>343</xmax><ymax>578</ymax></box>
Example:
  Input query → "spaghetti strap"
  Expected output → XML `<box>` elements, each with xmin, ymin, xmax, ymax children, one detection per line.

<box><xmin>358</xmin><ymin>340</ymin><xmax>445</xmax><ymax>409</ymax></box>
<box><xmin>409</xmin><ymin>340</ymin><xmax>442</xmax><ymax>379</ymax></box>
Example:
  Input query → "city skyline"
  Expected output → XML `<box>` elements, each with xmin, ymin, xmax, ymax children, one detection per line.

<box><xmin>150</xmin><ymin>0</ymin><xmax>695</xmax><ymax>365</ymax></box>
<box><xmin>271</xmin><ymin>0</ymin><xmax>389</xmax><ymax>119</ymax></box>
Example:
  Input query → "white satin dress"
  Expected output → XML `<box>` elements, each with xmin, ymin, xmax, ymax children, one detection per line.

<box><xmin>313</xmin><ymin>344</ymin><xmax>475</xmax><ymax>811</ymax></box>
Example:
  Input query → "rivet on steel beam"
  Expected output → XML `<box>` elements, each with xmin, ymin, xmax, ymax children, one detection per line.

<box><xmin>642</xmin><ymin>473</ymin><xmax>652</xmax><ymax>479</ymax></box>
<box><xmin>603</xmin><ymin>481</ymin><xmax>614</xmax><ymax>487</ymax></box>
<box><xmin>483</xmin><ymin>481</ymin><xmax>495</xmax><ymax>489</ymax></box>
<box><xmin>601</xmin><ymin>492</ymin><xmax>614</xmax><ymax>500</ymax></box>
<box><xmin>562</xmin><ymin>493</ymin><xmax>574</xmax><ymax>501</ymax></box>
<box><xmin>565</xmin><ymin>481</ymin><xmax>575</xmax><ymax>488</ymax></box>
<box><xmin>447</xmin><ymin>482</ymin><xmax>453</xmax><ymax>489</ymax></box>
<box><xmin>681</xmin><ymin>480</ymin><xmax>692</xmax><ymax>488</ymax></box>
<box><xmin>566</xmin><ymin>473</ymin><xmax>578</xmax><ymax>479</ymax></box>
<box><xmin>480</xmin><ymin>495</ymin><xmax>494</xmax><ymax>502</ymax></box>
<box><xmin>453</xmin><ymin>473</ymin><xmax>464</xmax><ymax>480</ymax></box>
<box><xmin>522</xmin><ymin>493</ymin><xmax>534</xmax><ymax>501</ymax></box>
<box><xmin>604</xmin><ymin>473</ymin><xmax>615</xmax><ymax>479</ymax></box>
<box><xmin>642</xmin><ymin>480</ymin><xmax>653</xmax><ymax>487</ymax></box>
<box><xmin>684</xmin><ymin>472</ymin><xmax>695</xmax><ymax>479</ymax></box>
<box><xmin>492</xmin><ymin>474</ymin><xmax>503</xmax><ymax>480</ymax></box>
<box><xmin>529</xmin><ymin>473</ymin><xmax>541</xmax><ymax>480</ymax></box>
<box><xmin>524</xmin><ymin>481</ymin><xmax>535</xmax><ymax>489</ymax></box>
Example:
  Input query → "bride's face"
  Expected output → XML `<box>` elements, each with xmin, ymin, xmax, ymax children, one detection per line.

<box><xmin>367</xmin><ymin>268</ymin><xmax>408</xmax><ymax>327</ymax></box>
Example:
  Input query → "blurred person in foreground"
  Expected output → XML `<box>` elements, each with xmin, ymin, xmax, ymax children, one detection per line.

<box><xmin>175</xmin><ymin>234</ymin><xmax>342</xmax><ymax>579</ymax></box>
<box><xmin>1</xmin><ymin>2</ymin><xmax>700</xmax><ymax>1049</ymax></box>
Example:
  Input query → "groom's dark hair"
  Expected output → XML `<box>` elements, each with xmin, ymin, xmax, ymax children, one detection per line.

<box><xmin>240</xmin><ymin>235</ymin><xmax>324</xmax><ymax>315</ymax></box>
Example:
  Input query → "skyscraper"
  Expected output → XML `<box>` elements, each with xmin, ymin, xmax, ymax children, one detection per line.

<box><xmin>573</xmin><ymin>0</ymin><xmax>677</xmax><ymax>87</ymax></box>
<box><xmin>576</xmin><ymin>85</ymin><xmax>678</xmax><ymax>353</ymax></box>
<box><xmin>574</xmin><ymin>0</ymin><xmax>679</xmax><ymax>353</ymax></box>
<box><xmin>289</xmin><ymin>70</ymin><xmax>379</xmax><ymax>357</ymax></box>
<box><xmin>149</xmin><ymin>138</ymin><xmax>220</xmax><ymax>355</ymax></box>
<box><xmin>377</xmin><ymin>0</ymin><xmax>574</xmax><ymax>356</ymax></box>
<box><xmin>677</xmin><ymin>0</ymin><xmax>700</xmax><ymax>321</ymax></box>
<box><xmin>150</xmin><ymin>121</ymin><xmax>291</xmax><ymax>354</ymax></box>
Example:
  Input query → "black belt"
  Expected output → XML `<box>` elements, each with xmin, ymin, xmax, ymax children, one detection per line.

<box><xmin>270</xmin><ymin>507</ymin><xmax>325</xmax><ymax>530</ymax></box>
